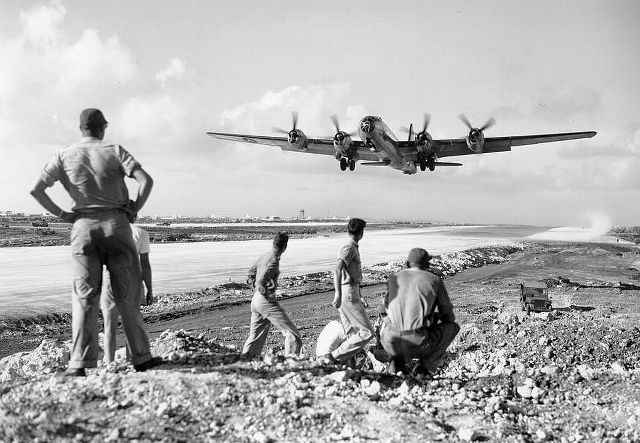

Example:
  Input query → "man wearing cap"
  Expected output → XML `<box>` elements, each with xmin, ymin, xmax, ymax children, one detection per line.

<box><xmin>323</xmin><ymin>218</ymin><xmax>374</xmax><ymax>363</ymax></box>
<box><xmin>379</xmin><ymin>248</ymin><xmax>460</xmax><ymax>375</ymax></box>
<box><xmin>30</xmin><ymin>108</ymin><xmax>159</xmax><ymax>376</ymax></box>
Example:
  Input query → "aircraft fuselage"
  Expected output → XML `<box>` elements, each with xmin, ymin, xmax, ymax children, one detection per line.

<box><xmin>359</xmin><ymin>116</ymin><xmax>417</xmax><ymax>174</ymax></box>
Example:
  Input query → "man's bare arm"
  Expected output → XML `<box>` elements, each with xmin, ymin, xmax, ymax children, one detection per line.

<box><xmin>131</xmin><ymin>167</ymin><xmax>154</xmax><ymax>213</ymax></box>
<box><xmin>140</xmin><ymin>253</ymin><xmax>153</xmax><ymax>303</ymax></box>
<box><xmin>333</xmin><ymin>260</ymin><xmax>344</xmax><ymax>309</ymax></box>
<box><xmin>29</xmin><ymin>179</ymin><xmax>75</xmax><ymax>222</ymax></box>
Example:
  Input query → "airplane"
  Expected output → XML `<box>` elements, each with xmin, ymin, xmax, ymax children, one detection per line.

<box><xmin>206</xmin><ymin>113</ymin><xmax>596</xmax><ymax>175</ymax></box>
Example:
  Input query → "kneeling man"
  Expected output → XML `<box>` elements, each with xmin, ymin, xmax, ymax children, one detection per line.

<box><xmin>380</xmin><ymin>248</ymin><xmax>459</xmax><ymax>374</ymax></box>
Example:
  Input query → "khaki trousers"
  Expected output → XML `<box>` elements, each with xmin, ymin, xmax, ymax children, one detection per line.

<box><xmin>69</xmin><ymin>211</ymin><xmax>151</xmax><ymax>368</ymax></box>
<box><xmin>330</xmin><ymin>284</ymin><xmax>374</xmax><ymax>361</ymax></box>
<box><xmin>242</xmin><ymin>291</ymin><xmax>302</xmax><ymax>358</ymax></box>
<box><xmin>100</xmin><ymin>272</ymin><xmax>145</xmax><ymax>363</ymax></box>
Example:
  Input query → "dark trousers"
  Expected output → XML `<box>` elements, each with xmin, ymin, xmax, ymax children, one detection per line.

<box><xmin>380</xmin><ymin>321</ymin><xmax>460</xmax><ymax>369</ymax></box>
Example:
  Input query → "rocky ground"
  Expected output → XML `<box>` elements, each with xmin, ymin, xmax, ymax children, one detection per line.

<box><xmin>2</xmin><ymin>242</ymin><xmax>640</xmax><ymax>442</ymax></box>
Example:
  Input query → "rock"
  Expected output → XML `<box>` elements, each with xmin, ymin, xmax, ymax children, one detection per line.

<box><xmin>327</xmin><ymin>370</ymin><xmax>347</xmax><ymax>383</ymax></box>
<box><xmin>610</xmin><ymin>361</ymin><xmax>627</xmax><ymax>375</ymax></box>
<box><xmin>362</xmin><ymin>380</ymin><xmax>381</xmax><ymax>397</ymax></box>
<box><xmin>252</xmin><ymin>431</ymin><xmax>272</xmax><ymax>443</ymax></box>
<box><xmin>536</xmin><ymin>429</ymin><xmax>548</xmax><ymax>440</ymax></box>
<box><xmin>397</xmin><ymin>381</ymin><xmax>410</xmax><ymax>396</ymax></box>
<box><xmin>156</xmin><ymin>402</ymin><xmax>170</xmax><ymax>416</ymax></box>
<box><xmin>576</xmin><ymin>364</ymin><xmax>597</xmax><ymax>381</ymax></box>
<box><xmin>540</xmin><ymin>365</ymin><xmax>559</xmax><ymax>376</ymax></box>
<box><xmin>0</xmin><ymin>338</ymin><xmax>70</xmax><ymax>382</ymax></box>
<box><xmin>458</xmin><ymin>427</ymin><xmax>481</xmax><ymax>441</ymax></box>
<box><xmin>517</xmin><ymin>385</ymin><xmax>532</xmax><ymax>398</ymax></box>
<box><xmin>530</xmin><ymin>387</ymin><xmax>545</xmax><ymax>399</ymax></box>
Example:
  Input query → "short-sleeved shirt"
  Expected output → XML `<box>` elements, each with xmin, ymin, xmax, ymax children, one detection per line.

<box><xmin>248</xmin><ymin>250</ymin><xmax>281</xmax><ymax>297</ymax></box>
<box><xmin>40</xmin><ymin>137</ymin><xmax>140</xmax><ymax>211</ymax></box>
<box><xmin>385</xmin><ymin>268</ymin><xmax>454</xmax><ymax>330</ymax></box>
<box><xmin>337</xmin><ymin>240</ymin><xmax>362</xmax><ymax>285</ymax></box>
<box><xmin>132</xmin><ymin>225</ymin><xmax>150</xmax><ymax>255</ymax></box>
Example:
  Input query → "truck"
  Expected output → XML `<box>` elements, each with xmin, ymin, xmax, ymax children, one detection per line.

<box><xmin>520</xmin><ymin>283</ymin><xmax>552</xmax><ymax>313</ymax></box>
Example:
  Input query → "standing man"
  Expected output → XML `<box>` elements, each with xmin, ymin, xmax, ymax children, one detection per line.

<box><xmin>242</xmin><ymin>232</ymin><xmax>302</xmax><ymax>358</ymax></box>
<box><xmin>324</xmin><ymin>218</ymin><xmax>373</xmax><ymax>363</ymax></box>
<box><xmin>379</xmin><ymin>248</ymin><xmax>460</xmax><ymax>375</ymax></box>
<box><xmin>30</xmin><ymin>108</ymin><xmax>159</xmax><ymax>376</ymax></box>
<box><xmin>101</xmin><ymin>222</ymin><xmax>153</xmax><ymax>363</ymax></box>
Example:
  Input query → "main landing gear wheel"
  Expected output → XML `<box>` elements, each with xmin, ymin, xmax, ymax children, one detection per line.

<box><xmin>349</xmin><ymin>159</ymin><xmax>356</xmax><ymax>171</ymax></box>
<box><xmin>427</xmin><ymin>157</ymin><xmax>436</xmax><ymax>172</ymax></box>
<box><xmin>339</xmin><ymin>157</ymin><xmax>348</xmax><ymax>171</ymax></box>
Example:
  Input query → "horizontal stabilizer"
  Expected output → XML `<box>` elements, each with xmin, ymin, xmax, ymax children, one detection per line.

<box><xmin>361</xmin><ymin>161</ymin><xmax>390</xmax><ymax>166</ymax></box>
<box><xmin>434</xmin><ymin>161</ymin><xmax>462</xmax><ymax>166</ymax></box>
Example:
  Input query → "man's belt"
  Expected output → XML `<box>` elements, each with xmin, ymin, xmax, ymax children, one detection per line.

<box><xmin>383</xmin><ymin>317</ymin><xmax>431</xmax><ymax>336</ymax></box>
<box><xmin>74</xmin><ymin>207</ymin><xmax>128</xmax><ymax>216</ymax></box>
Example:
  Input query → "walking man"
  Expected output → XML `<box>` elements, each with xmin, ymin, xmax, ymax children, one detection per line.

<box><xmin>242</xmin><ymin>232</ymin><xmax>302</xmax><ymax>358</ymax></box>
<box><xmin>324</xmin><ymin>218</ymin><xmax>373</xmax><ymax>363</ymax></box>
<box><xmin>30</xmin><ymin>108</ymin><xmax>159</xmax><ymax>376</ymax></box>
<box><xmin>101</xmin><ymin>222</ymin><xmax>153</xmax><ymax>363</ymax></box>
<box><xmin>379</xmin><ymin>248</ymin><xmax>460</xmax><ymax>375</ymax></box>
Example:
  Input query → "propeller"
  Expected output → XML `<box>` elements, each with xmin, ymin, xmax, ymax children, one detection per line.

<box><xmin>401</xmin><ymin>113</ymin><xmax>431</xmax><ymax>142</ymax></box>
<box><xmin>330</xmin><ymin>114</ymin><xmax>355</xmax><ymax>137</ymax></box>
<box><xmin>420</xmin><ymin>113</ymin><xmax>431</xmax><ymax>133</ymax></box>
<box><xmin>458</xmin><ymin>114</ymin><xmax>495</xmax><ymax>132</ymax></box>
<box><xmin>273</xmin><ymin>111</ymin><xmax>299</xmax><ymax>134</ymax></box>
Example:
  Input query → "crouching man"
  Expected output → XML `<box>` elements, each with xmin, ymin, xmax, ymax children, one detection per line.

<box><xmin>242</xmin><ymin>232</ymin><xmax>302</xmax><ymax>358</ymax></box>
<box><xmin>379</xmin><ymin>248</ymin><xmax>459</xmax><ymax>375</ymax></box>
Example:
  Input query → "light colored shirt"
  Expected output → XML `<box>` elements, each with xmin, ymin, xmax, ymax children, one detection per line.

<box><xmin>385</xmin><ymin>268</ymin><xmax>454</xmax><ymax>330</ymax></box>
<box><xmin>248</xmin><ymin>250</ymin><xmax>280</xmax><ymax>297</ymax></box>
<box><xmin>40</xmin><ymin>137</ymin><xmax>140</xmax><ymax>211</ymax></box>
<box><xmin>337</xmin><ymin>240</ymin><xmax>362</xmax><ymax>285</ymax></box>
<box><xmin>132</xmin><ymin>225</ymin><xmax>150</xmax><ymax>254</ymax></box>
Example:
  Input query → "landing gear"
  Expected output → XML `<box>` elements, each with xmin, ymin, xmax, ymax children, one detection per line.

<box><xmin>339</xmin><ymin>157</ymin><xmax>356</xmax><ymax>172</ymax></box>
<box><xmin>417</xmin><ymin>154</ymin><xmax>436</xmax><ymax>172</ymax></box>
<box><xmin>427</xmin><ymin>156</ymin><xmax>435</xmax><ymax>171</ymax></box>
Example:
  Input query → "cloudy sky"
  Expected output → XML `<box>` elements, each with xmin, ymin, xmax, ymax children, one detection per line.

<box><xmin>1</xmin><ymin>0</ymin><xmax>638</xmax><ymax>226</ymax></box>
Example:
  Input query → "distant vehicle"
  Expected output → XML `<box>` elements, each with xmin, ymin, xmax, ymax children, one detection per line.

<box><xmin>32</xmin><ymin>220</ymin><xmax>49</xmax><ymax>227</ymax></box>
<box><xmin>520</xmin><ymin>283</ymin><xmax>552</xmax><ymax>313</ymax></box>
<box><xmin>156</xmin><ymin>221</ymin><xmax>171</xmax><ymax>226</ymax></box>
<box><xmin>207</xmin><ymin>112</ymin><xmax>596</xmax><ymax>175</ymax></box>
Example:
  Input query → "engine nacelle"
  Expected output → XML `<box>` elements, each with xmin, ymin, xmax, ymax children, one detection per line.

<box><xmin>333</xmin><ymin>131</ymin><xmax>353</xmax><ymax>159</ymax></box>
<box><xmin>288</xmin><ymin>129</ymin><xmax>308</xmax><ymax>150</ymax></box>
<box><xmin>415</xmin><ymin>131</ymin><xmax>433</xmax><ymax>154</ymax></box>
<box><xmin>465</xmin><ymin>129</ymin><xmax>485</xmax><ymax>153</ymax></box>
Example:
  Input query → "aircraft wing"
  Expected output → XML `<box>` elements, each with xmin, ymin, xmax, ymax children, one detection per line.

<box><xmin>398</xmin><ymin>131</ymin><xmax>596</xmax><ymax>159</ymax></box>
<box><xmin>206</xmin><ymin>132</ymin><xmax>381</xmax><ymax>161</ymax></box>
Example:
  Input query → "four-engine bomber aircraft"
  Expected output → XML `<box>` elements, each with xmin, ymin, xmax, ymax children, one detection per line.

<box><xmin>207</xmin><ymin>113</ymin><xmax>596</xmax><ymax>174</ymax></box>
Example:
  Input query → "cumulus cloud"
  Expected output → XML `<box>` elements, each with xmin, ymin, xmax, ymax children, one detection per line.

<box><xmin>220</xmin><ymin>83</ymin><xmax>363</xmax><ymax>135</ymax></box>
<box><xmin>155</xmin><ymin>58</ymin><xmax>186</xmax><ymax>87</ymax></box>
<box><xmin>18</xmin><ymin>0</ymin><xmax>65</xmax><ymax>48</ymax></box>
<box><xmin>0</xmin><ymin>0</ymin><xmax>137</xmax><ymax>147</ymax></box>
